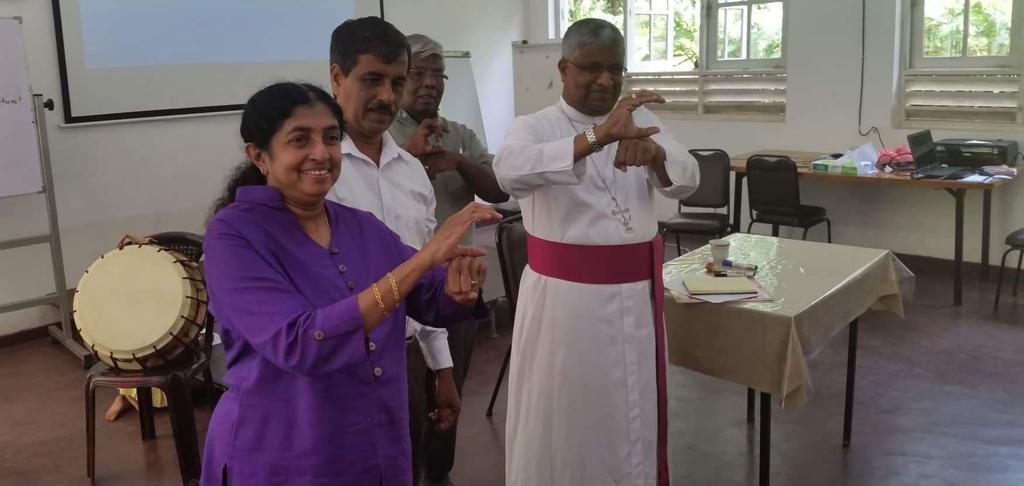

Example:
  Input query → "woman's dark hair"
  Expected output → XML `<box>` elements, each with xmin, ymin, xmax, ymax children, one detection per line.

<box><xmin>209</xmin><ymin>82</ymin><xmax>343</xmax><ymax>218</ymax></box>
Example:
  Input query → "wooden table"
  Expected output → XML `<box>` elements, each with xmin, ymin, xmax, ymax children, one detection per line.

<box><xmin>730</xmin><ymin>150</ymin><xmax>1013</xmax><ymax>306</ymax></box>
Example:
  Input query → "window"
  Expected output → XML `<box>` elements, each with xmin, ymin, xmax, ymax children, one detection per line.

<box><xmin>557</xmin><ymin>0</ymin><xmax>787</xmax><ymax>119</ymax></box>
<box><xmin>708</xmin><ymin>0</ymin><xmax>785</xmax><ymax>69</ymax></box>
<box><xmin>902</xmin><ymin>0</ymin><xmax>1024</xmax><ymax>126</ymax></box>
<box><xmin>621</xmin><ymin>0</ymin><xmax>700</xmax><ymax>72</ymax></box>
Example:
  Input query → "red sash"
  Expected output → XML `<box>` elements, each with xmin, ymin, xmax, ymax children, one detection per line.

<box><xmin>526</xmin><ymin>233</ymin><xmax>670</xmax><ymax>486</ymax></box>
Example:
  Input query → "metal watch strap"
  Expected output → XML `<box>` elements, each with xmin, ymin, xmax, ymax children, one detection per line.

<box><xmin>583</xmin><ymin>124</ymin><xmax>603</xmax><ymax>153</ymax></box>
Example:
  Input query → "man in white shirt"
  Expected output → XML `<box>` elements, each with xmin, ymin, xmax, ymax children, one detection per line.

<box><xmin>389</xmin><ymin>33</ymin><xmax>509</xmax><ymax>486</ymax></box>
<box><xmin>323</xmin><ymin>18</ymin><xmax>462</xmax><ymax>475</ymax></box>
<box><xmin>493</xmin><ymin>18</ymin><xmax>700</xmax><ymax>486</ymax></box>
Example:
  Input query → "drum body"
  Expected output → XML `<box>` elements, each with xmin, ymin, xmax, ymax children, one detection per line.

<box><xmin>74</xmin><ymin>243</ymin><xmax>206</xmax><ymax>370</ymax></box>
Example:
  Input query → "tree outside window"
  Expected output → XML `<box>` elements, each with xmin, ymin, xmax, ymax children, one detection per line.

<box><xmin>923</xmin><ymin>0</ymin><xmax>1013</xmax><ymax>57</ymax></box>
<box><xmin>565</xmin><ymin>0</ymin><xmax>701</xmax><ymax>72</ymax></box>
<box><xmin>712</xmin><ymin>0</ymin><xmax>784</xmax><ymax>66</ymax></box>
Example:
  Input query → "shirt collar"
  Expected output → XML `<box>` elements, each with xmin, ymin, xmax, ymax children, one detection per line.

<box><xmin>558</xmin><ymin>96</ymin><xmax>609</xmax><ymax>125</ymax></box>
<box><xmin>396</xmin><ymin>109</ymin><xmax>449</xmax><ymax>130</ymax></box>
<box><xmin>395</xmin><ymin>110</ymin><xmax>419</xmax><ymax>128</ymax></box>
<box><xmin>341</xmin><ymin>131</ymin><xmax>406</xmax><ymax>168</ymax></box>
<box><xmin>235</xmin><ymin>185</ymin><xmax>286</xmax><ymax>207</ymax></box>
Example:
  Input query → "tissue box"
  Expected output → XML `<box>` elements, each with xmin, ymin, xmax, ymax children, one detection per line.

<box><xmin>812</xmin><ymin>159</ymin><xmax>859</xmax><ymax>176</ymax></box>
<box><xmin>811</xmin><ymin>159</ymin><xmax>833</xmax><ymax>172</ymax></box>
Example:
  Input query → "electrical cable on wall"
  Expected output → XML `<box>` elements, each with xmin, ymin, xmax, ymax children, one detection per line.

<box><xmin>857</xmin><ymin>0</ymin><xmax>886</xmax><ymax>148</ymax></box>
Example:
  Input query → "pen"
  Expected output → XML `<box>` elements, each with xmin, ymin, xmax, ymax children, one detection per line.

<box><xmin>713</xmin><ymin>270</ymin><xmax>755</xmax><ymax>278</ymax></box>
<box><xmin>722</xmin><ymin>260</ymin><xmax>758</xmax><ymax>271</ymax></box>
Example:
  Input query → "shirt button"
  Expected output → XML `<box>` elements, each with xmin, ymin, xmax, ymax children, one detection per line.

<box><xmin>313</xmin><ymin>330</ymin><xmax>326</xmax><ymax>341</ymax></box>
<box><xmin>337</xmin><ymin>264</ymin><xmax>348</xmax><ymax>273</ymax></box>
<box><xmin>373</xmin><ymin>367</ymin><xmax>383</xmax><ymax>377</ymax></box>
<box><xmin>330</xmin><ymin>247</ymin><xmax>340</xmax><ymax>255</ymax></box>
<box><xmin>368</xmin><ymin>341</ymin><xmax>377</xmax><ymax>351</ymax></box>
<box><xmin>347</xmin><ymin>281</ymin><xmax>356</xmax><ymax>289</ymax></box>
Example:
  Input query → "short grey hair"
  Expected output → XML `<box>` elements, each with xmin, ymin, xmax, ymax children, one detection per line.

<box><xmin>407</xmin><ymin>33</ymin><xmax>444</xmax><ymax>59</ymax></box>
<box><xmin>561</xmin><ymin>18</ymin><xmax>625</xmax><ymax>59</ymax></box>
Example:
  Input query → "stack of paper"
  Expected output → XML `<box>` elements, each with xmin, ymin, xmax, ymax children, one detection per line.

<box><xmin>681</xmin><ymin>276</ymin><xmax>758</xmax><ymax>295</ymax></box>
<box><xmin>664</xmin><ymin>275</ymin><xmax>772</xmax><ymax>304</ymax></box>
<box><xmin>982</xmin><ymin>165</ymin><xmax>1017</xmax><ymax>177</ymax></box>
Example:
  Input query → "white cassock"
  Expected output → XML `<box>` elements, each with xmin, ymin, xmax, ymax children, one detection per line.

<box><xmin>493</xmin><ymin>97</ymin><xmax>699</xmax><ymax>486</ymax></box>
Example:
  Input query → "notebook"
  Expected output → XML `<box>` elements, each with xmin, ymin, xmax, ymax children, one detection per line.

<box><xmin>681</xmin><ymin>276</ymin><xmax>759</xmax><ymax>295</ymax></box>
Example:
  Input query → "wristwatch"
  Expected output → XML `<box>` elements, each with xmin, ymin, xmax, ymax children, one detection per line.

<box><xmin>583</xmin><ymin>124</ymin><xmax>603</xmax><ymax>153</ymax></box>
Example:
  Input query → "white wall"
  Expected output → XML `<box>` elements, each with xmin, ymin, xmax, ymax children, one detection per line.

<box><xmin>0</xmin><ymin>0</ymin><xmax>525</xmax><ymax>337</ymax></box>
<box><xmin>523</xmin><ymin>0</ymin><xmax>1022</xmax><ymax>264</ymax></box>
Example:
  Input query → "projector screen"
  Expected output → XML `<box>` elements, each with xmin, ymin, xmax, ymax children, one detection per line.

<box><xmin>52</xmin><ymin>0</ymin><xmax>383</xmax><ymax>123</ymax></box>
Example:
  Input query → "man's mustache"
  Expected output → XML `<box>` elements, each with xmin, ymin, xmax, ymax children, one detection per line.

<box><xmin>366</xmin><ymin>103</ymin><xmax>395</xmax><ymax>116</ymax></box>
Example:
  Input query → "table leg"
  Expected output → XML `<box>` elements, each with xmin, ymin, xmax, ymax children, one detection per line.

<box><xmin>982</xmin><ymin>189</ymin><xmax>992</xmax><ymax>279</ymax></box>
<box><xmin>733</xmin><ymin>172</ymin><xmax>745</xmax><ymax>233</ymax></box>
<box><xmin>843</xmin><ymin>319</ymin><xmax>859</xmax><ymax>447</ymax></box>
<box><xmin>747</xmin><ymin>387</ymin><xmax>756</xmax><ymax>424</ymax></box>
<box><xmin>759</xmin><ymin>392</ymin><xmax>771</xmax><ymax>486</ymax></box>
<box><xmin>947</xmin><ymin>189</ymin><xmax>966</xmax><ymax>306</ymax></box>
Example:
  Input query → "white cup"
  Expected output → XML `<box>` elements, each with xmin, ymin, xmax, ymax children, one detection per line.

<box><xmin>709</xmin><ymin>239</ymin><xmax>730</xmax><ymax>264</ymax></box>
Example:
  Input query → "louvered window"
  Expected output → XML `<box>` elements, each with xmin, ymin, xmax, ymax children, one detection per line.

<box><xmin>626</xmin><ymin>70</ymin><xmax>786</xmax><ymax>118</ymax></box>
<box><xmin>902</xmin><ymin>0</ymin><xmax>1023</xmax><ymax>127</ymax></box>
<box><xmin>557</xmin><ymin>0</ymin><xmax>787</xmax><ymax>120</ymax></box>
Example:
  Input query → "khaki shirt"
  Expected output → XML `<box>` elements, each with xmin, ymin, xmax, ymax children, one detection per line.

<box><xmin>389</xmin><ymin>110</ymin><xmax>494</xmax><ymax>245</ymax></box>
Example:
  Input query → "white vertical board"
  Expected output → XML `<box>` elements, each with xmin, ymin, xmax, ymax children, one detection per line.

<box><xmin>439</xmin><ymin>52</ymin><xmax>487</xmax><ymax>147</ymax></box>
<box><xmin>0</xmin><ymin>17</ymin><xmax>42</xmax><ymax>198</ymax></box>
<box><xmin>512</xmin><ymin>41</ymin><xmax>562</xmax><ymax>116</ymax></box>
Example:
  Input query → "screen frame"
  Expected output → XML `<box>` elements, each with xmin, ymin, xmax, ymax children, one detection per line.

<box><xmin>907</xmin><ymin>129</ymin><xmax>937</xmax><ymax>168</ymax></box>
<box><xmin>50</xmin><ymin>0</ymin><xmax>385</xmax><ymax>124</ymax></box>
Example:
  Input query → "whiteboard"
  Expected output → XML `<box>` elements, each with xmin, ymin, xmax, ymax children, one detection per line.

<box><xmin>512</xmin><ymin>41</ymin><xmax>562</xmax><ymax>116</ymax></box>
<box><xmin>439</xmin><ymin>51</ymin><xmax>487</xmax><ymax>147</ymax></box>
<box><xmin>0</xmin><ymin>17</ymin><xmax>43</xmax><ymax>198</ymax></box>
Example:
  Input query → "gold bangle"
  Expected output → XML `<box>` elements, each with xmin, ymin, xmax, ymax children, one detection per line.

<box><xmin>387</xmin><ymin>272</ymin><xmax>400</xmax><ymax>307</ymax></box>
<box><xmin>371</xmin><ymin>283</ymin><xmax>388</xmax><ymax>317</ymax></box>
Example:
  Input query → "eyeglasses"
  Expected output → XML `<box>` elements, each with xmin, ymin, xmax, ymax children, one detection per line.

<box><xmin>565</xmin><ymin>59</ymin><xmax>626</xmax><ymax>78</ymax></box>
<box><xmin>408</xmin><ymin>69</ymin><xmax>448</xmax><ymax>82</ymax></box>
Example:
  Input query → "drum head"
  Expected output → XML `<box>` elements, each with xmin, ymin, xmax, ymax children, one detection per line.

<box><xmin>74</xmin><ymin>244</ymin><xmax>200</xmax><ymax>365</ymax></box>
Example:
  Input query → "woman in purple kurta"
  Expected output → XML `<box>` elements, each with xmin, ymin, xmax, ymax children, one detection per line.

<box><xmin>200</xmin><ymin>83</ymin><xmax>499</xmax><ymax>486</ymax></box>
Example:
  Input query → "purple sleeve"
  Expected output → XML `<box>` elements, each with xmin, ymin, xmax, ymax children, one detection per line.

<box><xmin>398</xmin><ymin>244</ymin><xmax>489</xmax><ymax>328</ymax></box>
<box><xmin>203</xmin><ymin>219</ymin><xmax>368</xmax><ymax>377</ymax></box>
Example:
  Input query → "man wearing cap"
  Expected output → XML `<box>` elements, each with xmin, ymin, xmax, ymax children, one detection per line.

<box><xmin>390</xmin><ymin>33</ymin><xmax>509</xmax><ymax>486</ymax></box>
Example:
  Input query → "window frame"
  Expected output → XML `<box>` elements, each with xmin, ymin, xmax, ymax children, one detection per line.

<box><xmin>555</xmin><ymin>0</ymin><xmax>788</xmax><ymax>73</ymax></box>
<box><xmin>627</xmin><ymin>1</ymin><xmax>677</xmax><ymax>72</ymax></box>
<box><xmin>705</xmin><ymin>0</ymin><xmax>788</xmax><ymax>71</ymax></box>
<box><xmin>908</xmin><ymin>0</ymin><xmax>1023</xmax><ymax>70</ymax></box>
<box><xmin>899</xmin><ymin>0</ymin><xmax>1024</xmax><ymax>129</ymax></box>
<box><xmin>553</xmin><ymin>0</ymin><xmax>789</xmax><ymax>121</ymax></box>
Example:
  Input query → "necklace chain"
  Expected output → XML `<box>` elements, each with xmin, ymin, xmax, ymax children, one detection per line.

<box><xmin>557</xmin><ymin>104</ymin><xmax>633</xmax><ymax>233</ymax></box>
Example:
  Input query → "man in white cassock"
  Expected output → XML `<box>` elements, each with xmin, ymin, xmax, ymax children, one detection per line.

<box><xmin>493</xmin><ymin>18</ymin><xmax>700</xmax><ymax>486</ymax></box>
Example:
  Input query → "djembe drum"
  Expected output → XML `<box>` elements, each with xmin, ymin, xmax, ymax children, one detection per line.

<box><xmin>74</xmin><ymin>236</ymin><xmax>207</xmax><ymax>371</ymax></box>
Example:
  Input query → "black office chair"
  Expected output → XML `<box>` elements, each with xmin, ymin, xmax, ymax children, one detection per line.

<box><xmin>485</xmin><ymin>214</ymin><xmax>527</xmax><ymax>417</ymax></box>
<box><xmin>994</xmin><ymin>227</ymin><xmax>1024</xmax><ymax>310</ymax></box>
<box><xmin>661</xmin><ymin>149</ymin><xmax>732</xmax><ymax>256</ymax></box>
<box><xmin>745</xmin><ymin>154</ymin><xmax>832</xmax><ymax>242</ymax></box>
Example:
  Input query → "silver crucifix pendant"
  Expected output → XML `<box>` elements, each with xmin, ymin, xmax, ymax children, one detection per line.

<box><xmin>612</xmin><ymin>205</ymin><xmax>634</xmax><ymax>233</ymax></box>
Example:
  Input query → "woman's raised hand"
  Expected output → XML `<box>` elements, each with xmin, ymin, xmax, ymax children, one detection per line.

<box><xmin>421</xmin><ymin>203</ymin><xmax>502</xmax><ymax>267</ymax></box>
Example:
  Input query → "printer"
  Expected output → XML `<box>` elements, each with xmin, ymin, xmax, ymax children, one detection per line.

<box><xmin>936</xmin><ymin>138</ymin><xmax>1019</xmax><ymax>167</ymax></box>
